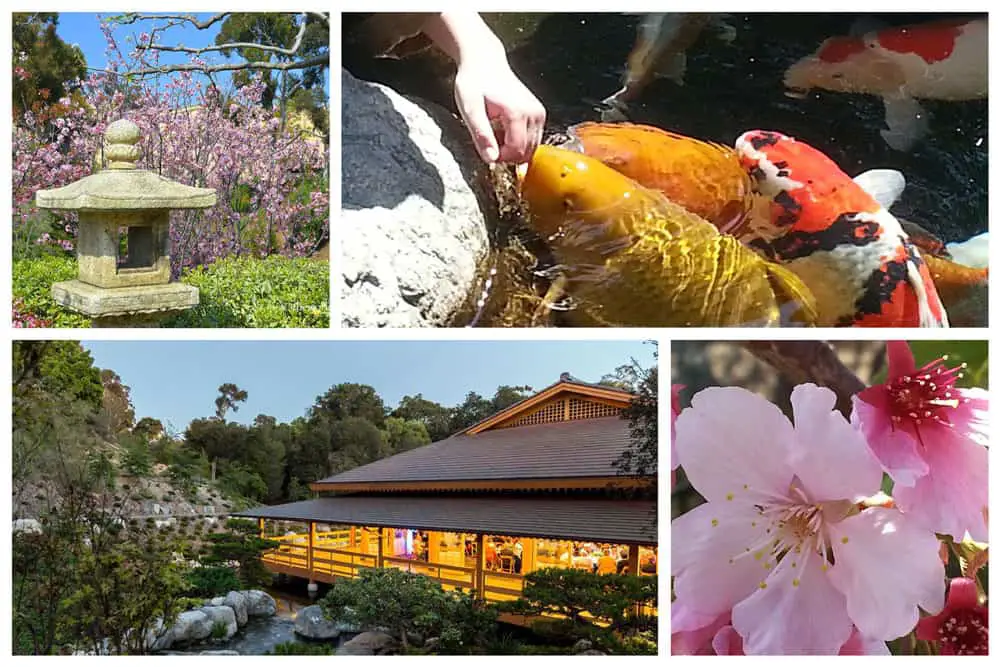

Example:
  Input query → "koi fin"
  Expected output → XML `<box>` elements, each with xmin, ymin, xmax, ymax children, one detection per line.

<box><xmin>880</xmin><ymin>95</ymin><xmax>930</xmax><ymax>151</ymax></box>
<box><xmin>852</xmin><ymin>169</ymin><xmax>905</xmax><ymax>209</ymax></box>
<box><xmin>945</xmin><ymin>232</ymin><xmax>990</xmax><ymax>269</ymax></box>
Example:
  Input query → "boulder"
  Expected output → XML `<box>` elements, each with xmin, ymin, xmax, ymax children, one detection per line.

<box><xmin>12</xmin><ymin>518</ymin><xmax>42</xmax><ymax>534</ymax></box>
<box><xmin>294</xmin><ymin>605</ymin><xmax>347</xmax><ymax>640</ymax></box>
<box><xmin>337</xmin><ymin>631</ymin><xmax>397</xmax><ymax>656</ymax></box>
<box><xmin>199</xmin><ymin>605</ymin><xmax>238</xmax><ymax>641</ymax></box>
<box><xmin>168</xmin><ymin>610</ymin><xmax>214</xmax><ymax>645</ymax></box>
<box><xmin>208</xmin><ymin>597</ymin><xmax>226</xmax><ymax>607</ymax></box>
<box><xmin>573</xmin><ymin>639</ymin><xmax>594</xmax><ymax>653</ymax></box>
<box><xmin>340</xmin><ymin>69</ymin><xmax>490</xmax><ymax>328</ymax></box>
<box><xmin>199</xmin><ymin>650</ymin><xmax>240</xmax><ymax>655</ymax></box>
<box><xmin>225</xmin><ymin>590</ymin><xmax>249</xmax><ymax>626</ymax></box>
<box><xmin>243</xmin><ymin>589</ymin><xmax>277</xmax><ymax>618</ymax></box>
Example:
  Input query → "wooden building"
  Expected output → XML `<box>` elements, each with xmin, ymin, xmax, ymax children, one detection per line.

<box><xmin>235</xmin><ymin>374</ymin><xmax>657</xmax><ymax>602</ymax></box>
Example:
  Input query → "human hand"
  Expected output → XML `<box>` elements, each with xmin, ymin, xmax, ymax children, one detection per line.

<box><xmin>453</xmin><ymin>55</ymin><xmax>546</xmax><ymax>165</ymax></box>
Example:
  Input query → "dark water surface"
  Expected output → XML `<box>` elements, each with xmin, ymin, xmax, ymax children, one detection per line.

<box><xmin>345</xmin><ymin>12</ymin><xmax>987</xmax><ymax>243</ymax></box>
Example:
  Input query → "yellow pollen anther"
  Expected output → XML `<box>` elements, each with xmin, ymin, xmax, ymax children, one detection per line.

<box><xmin>821</xmin><ymin>564</ymin><xmax>829</xmax><ymax>572</ymax></box>
<box><xmin>726</xmin><ymin>493</ymin><xmax>734</xmax><ymax>501</ymax></box>
<box><xmin>754</xmin><ymin>551</ymin><xmax>764</xmax><ymax>560</ymax></box>
<box><xmin>743</xmin><ymin>484</ymin><xmax>749</xmax><ymax>490</ymax></box>
<box><xmin>791</xmin><ymin>562</ymin><xmax>797</xmax><ymax>568</ymax></box>
<box><xmin>711</xmin><ymin>519</ymin><xmax>719</xmax><ymax>527</ymax></box>
<box><xmin>759</xmin><ymin>582</ymin><xmax>767</xmax><ymax>590</ymax></box>
<box><xmin>751</xmin><ymin>522</ymin><xmax>756</xmax><ymax>527</ymax></box>
<box><xmin>792</xmin><ymin>578</ymin><xmax>800</xmax><ymax>587</ymax></box>
<box><xmin>841</xmin><ymin>536</ymin><xmax>849</xmax><ymax>544</ymax></box>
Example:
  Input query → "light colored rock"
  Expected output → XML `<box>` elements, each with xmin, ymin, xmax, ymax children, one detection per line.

<box><xmin>225</xmin><ymin>590</ymin><xmax>249</xmax><ymax>626</ymax></box>
<box><xmin>199</xmin><ymin>605</ymin><xmax>238</xmax><ymax>641</ymax></box>
<box><xmin>337</xmin><ymin>631</ymin><xmax>397</xmax><ymax>656</ymax></box>
<box><xmin>340</xmin><ymin>69</ymin><xmax>490</xmax><ymax>328</ymax></box>
<box><xmin>199</xmin><ymin>650</ymin><xmax>240</xmax><ymax>655</ymax></box>
<box><xmin>573</xmin><ymin>639</ymin><xmax>593</xmax><ymax>653</ymax></box>
<box><xmin>12</xmin><ymin>518</ymin><xmax>42</xmax><ymax>534</ymax></box>
<box><xmin>208</xmin><ymin>596</ymin><xmax>226</xmax><ymax>607</ymax></box>
<box><xmin>169</xmin><ymin>610</ymin><xmax>214</xmax><ymax>644</ymax></box>
<box><xmin>294</xmin><ymin>604</ymin><xmax>350</xmax><ymax>640</ymax></box>
<box><xmin>243</xmin><ymin>589</ymin><xmax>277</xmax><ymax>618</ymax></box>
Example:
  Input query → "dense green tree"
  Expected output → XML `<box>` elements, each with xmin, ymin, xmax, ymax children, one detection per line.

<box><xmin>215</xmin><ymin>12</ymin><xmax>328</xmax><ymax>119</ymax></box>
<box><xmin>12</xmin><ymin>13</ymin><xmax>87</xmax><ymax>117</ymax></box>
<box><xmin>320</xmin><ymin>568</ymin><xmax>498</xmax><ymax>653</ymax></box>
<box><xmin>381</xmin><ymin>416</ymin><xmax>431</xmax><ymax>453</ymax></box>
<box><xmin>185</xmin><ymin>418</ymin><xmax>250</xmax><ymax>465</ymax></box>
<box><xmin>449</xmin><ymin>385</ymin><xmax>532</xmax><ymax>432</ymax></box>
<box><xmin>246</xmin><ymin>415</ymin><xmax>289</xmax><ymax>501</ymax></box>
<box><xmin>214</xmin><ymin>382</ymin><xmax>248</xmax><ymax>421</ymax></box>
<box><xmin>327</xmin><ymin>416</ymin><xmax>391</xmax><ymax>474</ymax></box>
<box><xmin>119</xmin><ymin>432</ymin><xmax>152</xmax><ymax>476</ymax></box>
<box><xmin>311</xmin><ymin>382</ymin><xmax>387</xmax><ymax>427</ymax></box>
<box><xmin>133</xmin><ymin>416</ymin><xmax>164</xmax><ymax>441</ymax></box>
<box><xmin>202</xmin><ymin>518</ymin><xmax>278</xmax><ymax>588</ymax></box>
<box><xmin>392</xmin><ymin>393</ymin><xmax>453</xmax><ymax>441</ymax></box>
<box><xmin>217</xmin><ymin>461</ymin><xmax>268</xmax><ymax>502</ymax></box>
<box><xmin>13</xmin><ymin>341</ymin><xmax>103</xmax><ymax>412</ymax></box>
<box><xmin>612</xmin><ymin>350</ymin><xmax>659</xmax><ymax>483</ymax></box>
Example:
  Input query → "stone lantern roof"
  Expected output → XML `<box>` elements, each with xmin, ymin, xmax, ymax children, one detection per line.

<box><xmin>36</xmin><ymin>119</ymin><xmax>216</xmax><ymax>211</ymax></box>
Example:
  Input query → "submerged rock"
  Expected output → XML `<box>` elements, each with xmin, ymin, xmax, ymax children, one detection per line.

<box><xmin>340</xmin><ymin>69</ymin><xmax>490</xmax><ymax>328</ymax></box>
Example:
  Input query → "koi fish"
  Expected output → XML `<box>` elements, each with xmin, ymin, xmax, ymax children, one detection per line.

<box><xmin>734</xmin><ymin>129</ymin><xmax>947</xmax><ymax>327</ymax></box>
<box><xmin>564</xmin><ymin>122</ymin><xmax>753</xmax><ymax>234</ymax></box>
<box><xmin>783</xmin><ymin>17</ymin><xmax>987</xmax><ymax>151</ymax></box>
<box><xmin>518</xmin><ymin>144</ymin><xmax>818</xmax><ymax>327</ymax></box>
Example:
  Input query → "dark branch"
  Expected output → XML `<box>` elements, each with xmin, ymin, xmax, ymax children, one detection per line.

<box><xmin>137</xmin><ymin>12</ymin><xmax>311</xmax><ymax>58</ymax></box>
<box><xmin>123</xmin><ymin>54</ymin><xmax>329</xmax><ymax>77</ymax></box>
<box><xmin>743</xmin><ymin>340</ymin><xmax>866</xmax><ymax>417</ymax></box>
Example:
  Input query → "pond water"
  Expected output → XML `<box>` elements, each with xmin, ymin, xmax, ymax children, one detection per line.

<box><xmin>343</xmin><ymin>13</ymin><xmax>987</xmax><ymax>326</ymax></box>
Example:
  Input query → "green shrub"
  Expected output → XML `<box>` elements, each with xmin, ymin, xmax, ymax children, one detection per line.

<box><xmin>164</xmin><ymin>255</ymin><xmax>329</xmax><ymax>328</ymax></box>
<box><xmin>11</xmin><ymin>255</ymin><xmax>90</xmax><ymax>328</ymax></box>
<box><xmin>12</xmin><ymin>254</ymin><xmax>328</xmax><ymax>329</ymax></box>
<box><xmin>268</xmin><ymin>641</ymin><xmax>335</xmax><ymax>655</ymax></box>
<box><xmin>210</xmin><ymin>620</ymin><xmax>229</xmax><ymax>640</ymax></box>
<box><xmin>184</xmin><ymin>566</ymin><xmax>241</xmax><ymax>597</ymax></box>
<box><xmin>321</xmin><ymin>568</ymin><xmax>498</xmax><ymax>654</ymax></box>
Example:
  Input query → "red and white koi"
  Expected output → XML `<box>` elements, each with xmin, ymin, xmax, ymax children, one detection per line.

<box><xmin>783</xmin><ymin>17</ymin><xmax>987</xmax><ymax>151</ymax></box>
<box><xmin>734</xmin><ymin>130</ymin><xmax>948</xmax><ymax>328</ymax></box>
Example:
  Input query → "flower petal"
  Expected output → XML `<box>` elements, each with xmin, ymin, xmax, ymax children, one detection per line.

<box><xmin>789</xmin><ymin>384</ymin><xmax>882</xmax><ymax>501</ymax></box>
<box><xmin>676</xmin><ymin>386</ymin><xmax>795</xmax><ymax>503</ymax></box>
<box><xmin>839</xmin><ymin>628</ymin><xmax>891</xmax><ymax>655</ymax></box>
<box><xmin>885</xmin><ymin>340</ymin><xmax>916</xmax><ymax>381</ymax></box>
<box><xmin>827</xmin><ymin>508</ymin><xmax>945</xmax><ymax>640</ymax></box>
<box><xmin>712</xmin><ymin>626</ymin><xmax>744</xmax><ymax>655</ymax></box>
<box><xmin>893</xmin><ymin>424</ymin><xmax>988</xmax><ymax>541</ymax></box>
<box><xmin>851</xmin><ymin>392</ymin><xmax>929</xmax><ymax>486</ymax></box>
<box><xmin>672</xmin><ymin>501</ymin><xmax>768</xmax><ymax>615</ymax></box>
<box><xmin>731</xmin><ymin>551</ymin><xmax>854</xmax><ymax>655</ymax></box>
<box><xmin>671</xmin><ymin>603</ymin><xmax>728</xmax><ymax>655</ymax></box>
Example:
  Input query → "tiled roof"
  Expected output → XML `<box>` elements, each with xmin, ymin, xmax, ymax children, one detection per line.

<box><xmin>235</xmin><ymin>494</ymin><xmax>657</xmax><ymax>544</ymax></box>
<box><xmin>314</xmin><ymin>416</ymin><xmax>634</xmax><ymax>486</ymax></box>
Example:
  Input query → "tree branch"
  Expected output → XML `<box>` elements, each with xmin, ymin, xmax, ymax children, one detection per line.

<box><xmin>123</xmin><ymin>54</ymin><xmax>329</xmax><ymax>77</ymax></box>
<box><xmin>137</xmin><ymin>12</ymin><xmax>311</xmax><ymax>58</ymax></box>
<box><xmin>115</xmin><ymin>13</ymin><xmax>232</xmax><ymax>31</ymax></box>
<box><xmin>743</xmin><ymin>340</ymin><xmax>866</xmax><ymax>417</ymax></box>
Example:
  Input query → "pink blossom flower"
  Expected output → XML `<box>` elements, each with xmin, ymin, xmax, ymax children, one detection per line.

<box><xmin>673</xmin><ymin>384</ymin><xmax>945</xmax><ymax>655</ymax></box>
<box><xmin>673</xmin><ymin>602</ymin><xmax>889</xmax><ymax>655</ymax></box>
<box><xmin>852</xmin><ymin>341</ymin><xmax>988</xmax><ymax>541</ymax></box>
<box><xmin>915</xmin><ymin>577</ymin><xmax>988</xmax><ymax>655</ymax></box>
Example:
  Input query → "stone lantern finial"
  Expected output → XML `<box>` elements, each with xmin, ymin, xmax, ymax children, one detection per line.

<box><xmin>104</xmin><ymin>119</ymin><xmax>142</xmax><ymax>170</ymax></box>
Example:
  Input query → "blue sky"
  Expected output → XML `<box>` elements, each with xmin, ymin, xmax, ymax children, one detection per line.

<box><xmin>82</xmin><ymin>340</ymin><xmax>657</xmax><ymax>433</ymax></box>
<box><xmin>54</xmin><ymin>12</ymin><xmax>329</xmax><ymax>96</ymax></box>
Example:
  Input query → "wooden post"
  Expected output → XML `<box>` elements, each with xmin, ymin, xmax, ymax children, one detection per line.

<box><xmin>428</xmin><ymin>530</ymin><xmax>441</xmax><ymax>563</ymax></box>
<box><xmin>522</xmin><ymin>537</ymin><xmax>537</xmax><ymax>574</ymax></box>
<box><xmin>257</xmin><ymin>518</ymin><xmax>265</xmax><ymax>538</ymax></box>
<box><xmin>306</xmin><ymin>521</ymin><xmax>316</xmax><ymax>579</ymax></box>
<box><xmin>627</xmin><ymin>544</ymin><xmax>640</xmax><ymax>576</ymax></box>
<box><xmin>350</xmin><ymin>526</ymin><xmax>357</xmax><ymax>549</ymax></box>
<box><xmin>377</xmin><ymin>528</ymin><xmax>386</xmax><ymax>568</ymax></box>
<box><xmin>474</xmin><ymin>534</ymin><xmax>486</xmax><ymax>600</ymax></box>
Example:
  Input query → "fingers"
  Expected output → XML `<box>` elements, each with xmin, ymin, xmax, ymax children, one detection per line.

<box><xmin>455</xmin><ymin>80</ymin><xmax>500</xmax><ymax>163</ymax></box>
<box><xmin>497</xmin><ymin>96</ymin><xmax>545</xmax><ymax>165</ymax></box>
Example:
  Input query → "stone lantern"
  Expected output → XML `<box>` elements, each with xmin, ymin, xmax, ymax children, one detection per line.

<box><xmin>36</xmin><ymin>119</ymin><xmax>216</xmax><ymax>326</ymax></box>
